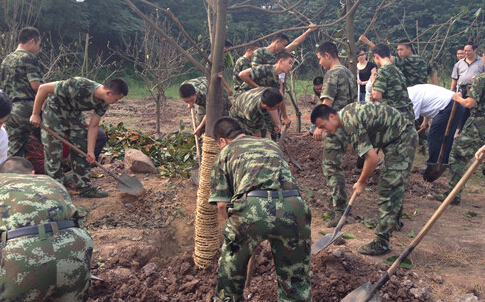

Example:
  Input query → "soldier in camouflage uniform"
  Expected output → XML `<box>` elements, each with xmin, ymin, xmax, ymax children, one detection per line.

<box><xmin>311</xmin><ymin>102</ymin><xmax>417</xmax><ymax>255</ymax></box>
<box><xmin>314</xmin><ymin>42</ymin><xmax>358</xmax><ymax>228</ymax></box>
<box><xmin>229</xmin><ymin>87</ymin><xmax>283</xmax><ymax>137</ymax></box>
<box><xmin>29</xmin><ymin>77</ymin><xmax>128</xmax><ymax>198</ymax></box>
<box><xmin>209</xmin><ymin>117</ymin><xmax>311</xmax><ymax>302</ymax></box>
<box><xmin>433</xmin><ymin>53</ymin><xmax>485</xmax><ymax>205</ymax></box>
<box><xmin>179</xmin><ymin>77</ymin><xmax>231</xmax><ymax>136</ymax></box>
<box><xmin>238</xmin><ymin>51</ymin><xmax>294</xmax><ymax>138</ymax></box>
<box><xmin>233</xmin><ymin>44</ymin><xmax>258</xmax><ymax>94</ymax></box>
<box><xmin>0</xmin><ymin>157</ymin><xmax>93</xmax><ymax>302</ymax></box>
<box><xmin>0</xmin><ymin>27</ymin><xmax>43</xmax><ymax>157</ymax></box>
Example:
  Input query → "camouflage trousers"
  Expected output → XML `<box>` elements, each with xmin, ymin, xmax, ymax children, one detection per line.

<box><xmin>321</xmin><ymin>128</ymin><xmax>349</xmax><ymax>212</ymax></box>
<box><xmin>375</xmin><ymin>125</ymin><xmax>417</xmax><ymax>242</ymax></box>
<box><xmin>0</xmin><ymin>227</ymin><xmax>93</xmax><ymax>302</ymax></box>
<box><xmin>4</xmin><ymin>100</ymin><xmax>37</xmax><ymax>157</ymax></box>
<box><xmin>42</xmin><ymin>107</ymin><xmax>91</xmax><ymax>190</ymax></box>
<box><xmin>447</xmin><ymin>117</ymin><xmax>485</xmax><ymax>199</ymax></box>
<box><xmin>216</xmin><ymin>193</ymin><xmax>312</xmax><ymax>302</ymax></box>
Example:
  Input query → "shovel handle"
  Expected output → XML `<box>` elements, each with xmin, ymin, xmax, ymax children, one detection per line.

<box><xmin>190</xmin><ymin>108</ymin><xmax>201</xmax><ymax>166</ymax></box>
<box><xmin>333</xmin><ymin>190</ymin><xmax>358</xmax><ymax>233</ymax></box>
<box><xmin>365</xmin><ymin>153</ymin><xmax>483</xmax><ymax>301</ymax></box>
<box><xmin>40</xmin><ymin>123</ymin><xmax>120</xmax><ymax>182</ymax></box>
<box><xmin>436</xmin><ymin>101</ymin><xmax>459</xmax><ymax>165</ymax></box>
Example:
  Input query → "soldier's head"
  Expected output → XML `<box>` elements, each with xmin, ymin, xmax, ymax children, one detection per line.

<box><xmin>0</xmin><ymin>156</ymin><xmax>35</xmax><ymax>174</ymax></box>
<box><xmin>103</xmin><ymin>78</ymin><xmax>129</xmax><ymax>104</ymax></box>
<box><xmin>372</xmin><ymin>43</ymin><xmax>391</xmax><ymax>67</ymax></box>
<box><xmin>212</xmin><ymin>117</ymin><xmax>245</xmax><ymax>148</ymax></box>
<box><xmin>397</xmin><ymin>39</ymin><xmax>414</xmax><ymax>57</ymax></box>
<box><xmin>0</xmin><ymin>93</ymin><xmax>12</xmax><ymax>128</ymax></box>
<box><xmin>313</xmin><ymin>76</ymin><xmax>323</xmax><ymax>97</ymax></box>
<box><xmin>316</xmin><ymin>42</ymin><xmax>339</xmax><ymax>70</ymax></box>
<box><xmin>272</xmin><ymin>33</ymin><xmax>290</xmax><ymax>53</ymax></box>
<box><xmin>18</xmin><ymin>26</ymin><xmax>41</xmax><ymax>54</ymax></box>
<box><xmin>260</xmin><ymin>87</ymin><xmax>283</xmax><ymax>111</ymax></box>
<box><xmin>456</xmin><ymin>47</ymin><xmax>465</xmax><ymax>60</ymax></box>
<box><xmin>179</xmin><ymin>83</ymin><xmax>197</xmax><ymax>108</ymax></box>
<box><xmin>311</xmin><ymin>104</ymin><xmax>341</xmax><ymax>135</ymax></box>
<box><xmin>464</xmin><ymin>42</ymin><xmax>478</xmax><ymax>61</ymax></box>
<box><xmin>275</xmin><ymin>51</ymin><xmax>294</xmax><ymax>73</ymax></box>
<box><xmin>224</xmin><ymin>40</ymin><xmax>233</xmax><ymax>53</ymax></box>
<box><xmin>246</xmin><ymin>44</ymin><xmax>259</xmax><ymax>59</ymax></box>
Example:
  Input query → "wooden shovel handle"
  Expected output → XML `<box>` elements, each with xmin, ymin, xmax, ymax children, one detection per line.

<box><xmin>190</xmin><ymin>108</ymin><xmax>201</xmax><ymax>166</ymax></box>
<box><xmin>436</xmin><ymin>101</ymin><xmax>459</xmax><ymax>164</ymax></box>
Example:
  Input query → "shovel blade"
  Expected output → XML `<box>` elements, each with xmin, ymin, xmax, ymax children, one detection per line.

<box><xmin>311</xmin><ymin>231</ymin><xmax>344</xmax><ymax>254</ymax></box>
<box><xmin>115</xmin><ymin>173</ymin><xmax>144</xmax><ymax>195</ymax></box>
<box><xmin>341</xmin><ymin>282</ymin><xmax>380</xmax><ymax>302</ymax></box>
<box><xmin>423</xmin><ymin>163</ymin><xmax>449</xmax><ymax>182</ymax></box>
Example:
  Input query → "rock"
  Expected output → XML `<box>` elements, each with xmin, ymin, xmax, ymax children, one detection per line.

<box><xmin>124</xmin><ymin>148</ymin><xmax>158</xmax><ymax>174</ymax></box>
<box><xmin>180</xmin><ymin>279</ymin><xmax>200</xmax><ymax>292</ymax></box>
<box><xmin>332</xmin><ymin>248</ymin><xmax>342</xmax><ymax>258</ymax></box>
<box><xmin>432</xmin><ymin>273</ymin><xmax>444</xmax><ymax>284</ymax></box>
<box><xmin>110</xmin><ymin>267</ymin><xmax>132</xmax><ymax>280</ymax></box>
<box><xmin>458</xmin><ymin>294</ymin><xmax>481</xmax><ymax>302</ymax></box>
<box><xmin>402</xmin><ymin>280</ymin><xmax>413</xmax><ymax>288</ymax></box>
<box><xmin>410</xmin><ymin>287</ymin><xmax>431</xmax><ymax>300</ymax></box>
<box><xmin>142</xmin><ymin>262</ymin><xmax>159</xmax><ymax>273</ymax></box>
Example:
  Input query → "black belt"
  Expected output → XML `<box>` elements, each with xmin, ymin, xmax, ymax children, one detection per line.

<box><xmin>246</xmin><ymin>190</ymin><xmax>300</xmax><ymax>198</ymax></box>
<box><xmin>6</xmin><ymin>220</ymin><xmax>79</xmax><ymax>241</ymax></box>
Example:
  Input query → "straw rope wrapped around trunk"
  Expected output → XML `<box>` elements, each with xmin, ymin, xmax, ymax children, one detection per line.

<box><xmin>193</xmin><ymin>134</ymin><xmax>220</xmax><ymax>268</ymax></box>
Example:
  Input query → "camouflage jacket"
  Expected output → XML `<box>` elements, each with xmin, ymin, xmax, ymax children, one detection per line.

<box><xmin>394</xmin><ymin>55</ymin><xmax>435</xmax><ymax>86</ymax></box>
<box><xmin>229</xmin><ymin>87</ymin><xmax>267</xmax><ymax>136</ymax></box>
<box><xmin>0</xmin><ymin>49</ymin><xmax>43</xmax><ymax>102</ymax></box>
<box><xmin>372</xmin><ymin>62</ymin><xmax>415</xmax><ymax>122</ymax></box>
<box><xmin>468</xmin><ymin>72</ymin><xmax>485</xmax><ymax>120</ymax></box>
<box><xmin>251</xmin><ymin>47</ymin><xmax>276</xmax><ymax>66</ymax></box>
<box><xmin>238</xmin><ymin>64</ymin><xmax>280</xmax><ymax>92</ymax></box>
<box><xmin>233</xmin><ymin>55</ymin><xmax>251</xmax><ymax>91</ymax></box>
<box><xmin>208</xmin><ymin>135</ymin><xmax>299</xmax><ymax>204</ymax></box>
<box><xmin>320</xmin><ymin>65</ymin><xmax>358</xmax><ymax>110</ymax></box>
<box><xmin>340</xmin><ymin>102</ymin><xmax>413</xmax><ymax>157</ymax></box>
<box><xmin>182</xmin><ymin>77</ymin><xmax>231</xmax><ymax>117</ymax></box>
<box><xmin>45</xmin><ymin>77</ymin><xmax>108</xmax><ymax>118</ymax></box>
<box><xmin>0</xmin><ymin>174</ymin><xmax>86</xmax><ymax>232</ymax></box>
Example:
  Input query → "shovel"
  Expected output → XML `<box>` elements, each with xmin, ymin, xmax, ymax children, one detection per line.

<box><xmin>423</xmin><ymin>101</ymin><xmax>458</xmax><ymax>182</ymax></box>
<box><xmin>190</xmin><ymin>108</ymin><xmax>201</xmax><ymax>185</ymax></box>
<box><xmin>279</xmin><ymin>124</ymin><xmax>303</xmax><ymax>170</ymax></box>
<box><xmin>341</xmin><ymin>153</ymin><xmax>483</xmax><ymax>302</ymax></box>
<box><xmin>40</xmin><ymin>123</ymin><xmax>144</xmax><ymax>196</ymax></box>
<box><xmin>311</xmin><ymin>190</ymin><xmax>358</xmax><ymax>254</ymax></box>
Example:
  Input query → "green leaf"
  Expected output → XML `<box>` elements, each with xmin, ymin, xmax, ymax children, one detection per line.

<box><xmin>466</xmin><ymin>212</ymin><xmax>477</xmax><ymax>217</ymax></box>
<box><xmin>461</xmin><ymin>5</ymin><xmax>468</xmax><ymax>14</ymax></box>
<box><xmin>342</xmin><ymin>233</ymin><xmax>356</xmax><ymax>239</ymax></box>
<box><xmin>319</xmin><ymin>231</ymin><xmax>327</xmax><ymax>236</ymax></box>
<box><xmin>402</xmin><ymin>213</ymin><xmax>413</xmax><ymax>220</ymax></box>
<box><xmin>321</xmin><ymin>212</ymin><xmax>332</xmax><ymax>221</ymax></box>
<box><xmin>407</xmin><ymin>230</ymin><xmax>415</xmax><ymax>238</ymax></box>
<box><xmin>302</xmin><ymin>189</ymin><xmax>313</xmax><ymax>199</ymax></box>
<box><xmin>384</xmin><ymin>256</ymin><xmax>412</xmax><ymax>269</ymax></box>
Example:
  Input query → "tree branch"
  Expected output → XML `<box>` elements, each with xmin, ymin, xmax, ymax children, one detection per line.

<box><xmin>228</xmin><ymin>0</ymin><xmax>304</xmax><ymax>13</ymax></box>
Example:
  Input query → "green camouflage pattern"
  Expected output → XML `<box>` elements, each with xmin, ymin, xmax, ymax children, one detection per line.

<box><xmin>394</xmin><ymin>55</ymin><xmax>435</xmax><ymax>87</ymax></box>
<box><xmin>182</xmin><ymin>77</ymin><xmax>231</xmax><ymax>124</ymax></box>
<box><xmin>320</xmin><ymin>65</ymin><xmax>357</xmax><ymax>110</ymax></box>
<box><xmin>233</xmin><ymin>55</ymin><xmax>251</xmax><ymax>92</ymax></box>
<box><xmin>251</xmin><ymin>47</ymin><xmax>276</xmax><ymax>66</ymax></box>
<box><xmin>340</xmin><ymin>102</ymin><xmax>417</xmax><ymax>243</ymax></box>
<box><xmin>372</xmin><ymin>62</ymin><xmax>415</xmax><ymax>122</ymax></box>
<box><xmin>229</xmin><ymin>87</ymin><xmax>269</xmax><ymax>136</ymax></box>
<box><xmin>0</xmin><ymin>174</ymin><xmax>93</xmax><ymax>302</ymax></box>
<box><xmin>208</xmin><ymin>136</ymin><xmax>311</xmax><ymax>302</ymax></box>
<box><xmin>0</xmin><ymin>49</ymin><xmax>43</xmax><ymax>157</ymax></box>
<box><xmin>446</xmin><ymin>73</ymin><xmax>485</xmax><ymax>200</ymax></box>
<box><xmin>0</xmin><ymin>50</ymin><xmax>43</xmax><ymax>102</ymax></box>
<box><xmin>42</xmin><ymin>77</ymin><xmax>104</xmax><ymax>190</ymax></box>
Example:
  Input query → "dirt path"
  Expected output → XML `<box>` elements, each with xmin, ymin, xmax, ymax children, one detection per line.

<box><xmin>77</xmin><ymin>96</ymin><xmax>484</xmax><ymax>301</ymax></box>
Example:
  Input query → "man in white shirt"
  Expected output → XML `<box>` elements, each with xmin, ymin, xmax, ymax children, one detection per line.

<box><xmin>408</xmin><ymin>84</ymin><xmax>466</xmax><ymax>166</ymax></box>
<box><xmin>0</xmin><ymin>92</ymin><xmax>13</xmax><ymax>165</ymax></box>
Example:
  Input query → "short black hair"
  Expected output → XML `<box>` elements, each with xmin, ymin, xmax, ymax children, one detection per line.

<box><xmin>212</xmin><ymin>117</ymin><xmax>244</xmax><ymax>141</ymax></box>
<box><xmin>224</xmin><ymin>40</ymin><xmax>233</xmax><ymax>48</ymax></box>
<box><xmin>275</xmin><ymin>51</ymin><xmax>293</xmax><ymax>62</ymax></box>
<box><xmin>179</xmin><ymin>83</ymin><xmax>196</xmax><ymax>98</ymax></box>
<box><xmin>317</xmin><ymin>41</ymin><xmax>338</xmax><ymax>59</ymax></box>
<box><xmin>357</xmin><ymin>47</ymin><xmax>367</xmax><ymax>55</ymax></box>
<box><xmin>261</xmin><ymin>88</ymin><xmax>283</xmax><ymax>108</ymax></box>
<box><xmin>310</xmin><ymin>104</ymin><xmax>336</xmax><ymax>124</ymax></box>
<box><xmin>18</xmin><ymin>27</ymin><xmax>40</xmax><ymax>44</ymax></box>
<box><xmin>274</xmin><ymin>33</ymin><xmax>290</xmax><ymax>43</ymax></box>
<box><xmin>372</xmin><ymin>43</ymin><xmax>391</xmax><ymax>58</ymax></box>
<box><xmin>246</xmin><ymin>44</ymin><xmax>259</xmax><ymax>51</ymax></box>
<box><xmin>456</xmin><ymin>46</ymin><xmax>464</xmax><ymax>52</ymax></box>
<box><xmin>105</xmin><ymin>78</ymin><xmax>129</xmax><ymax>96</ymax></box>
<box><xmin>0</xmin><ymin>93</ymin><xmax>13</xmax><ymax>119</ymax></box>
<box><xmin>313</xmin><ymin>76</ymin><xmax>323</xmax><ymax>86</ymax></box>
<box><xmin>465</xmin><ymin>41</ymin><xmax>478</xmax><ymax>50</ymax></box>
<box><xmin>0</xmin><ymin>156</ymin><xmax>35</xmax><ymax>174</ymax></box>
<box><xmin>398</xmin><ymin>39</ymin><xmax>415</xmax><ymax>54</ymax></box>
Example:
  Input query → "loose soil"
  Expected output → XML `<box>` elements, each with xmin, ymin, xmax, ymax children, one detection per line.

<box><xmin>73</xmin><ymin>97</ymin><xmax>484</xmax><ymax>301</ymax></box>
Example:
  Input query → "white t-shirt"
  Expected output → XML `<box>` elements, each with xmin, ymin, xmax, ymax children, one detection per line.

<box><xmin>365</xmin><ymin>79</ymin><xmax>373</xmax><ymax>102</ymax></box>
<box><xmin>407</xmin><ymin>84</ymin><xmax>454</xmax><ymax>120</ymax></box>
<box><xmin>0</xmin><ymin>126</ymin><xmax>8</xmax><ymax>166</ymax></box>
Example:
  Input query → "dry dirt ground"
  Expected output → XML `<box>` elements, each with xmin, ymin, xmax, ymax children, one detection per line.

<box><xmin>70</xmin><ymin>96</ymin><xmax>484</xmax><ymax>301</ymax></box>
